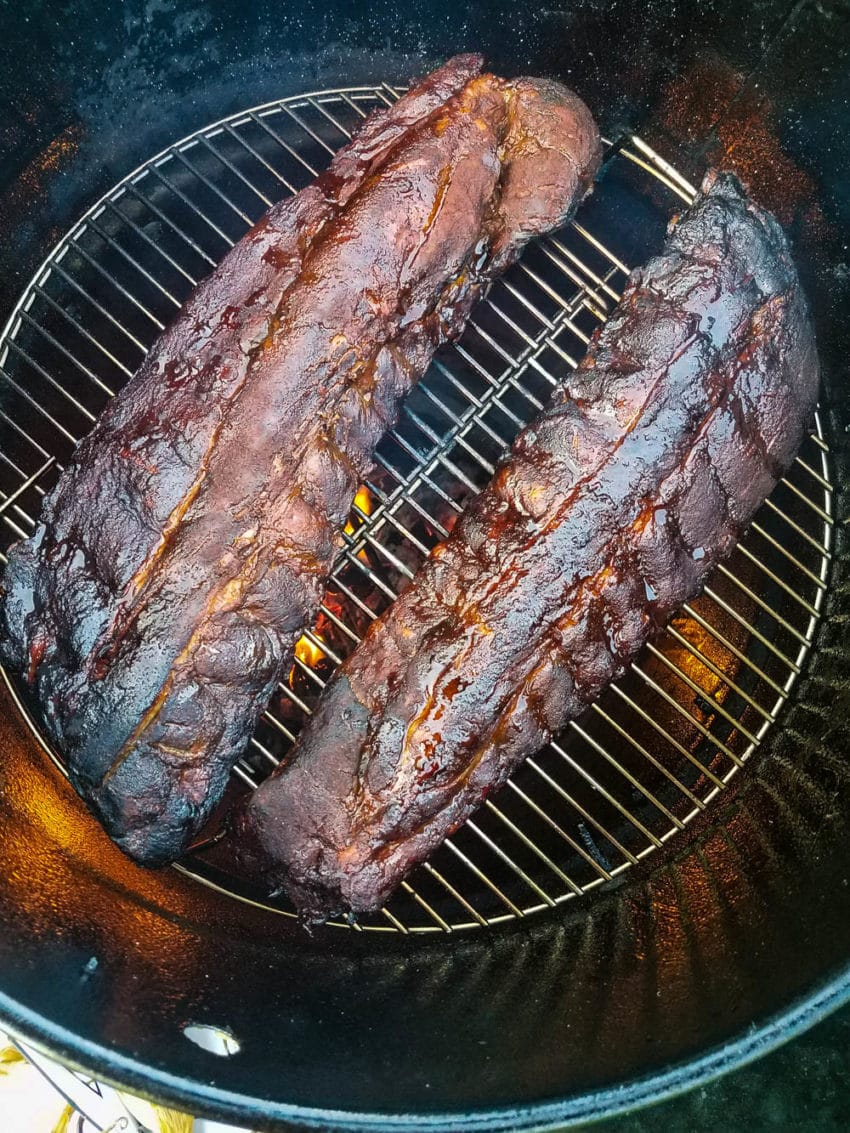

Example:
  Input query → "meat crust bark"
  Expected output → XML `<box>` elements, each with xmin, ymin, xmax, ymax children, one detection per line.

<box><xmin>1</xmin><ymin>56</ymin><xmax>600</xmax><ymax>864</ymax></box>
<box><xmin>239</xmin><ymin>171</ymin><xmax>819</xmax><ymax>919</ymax></box>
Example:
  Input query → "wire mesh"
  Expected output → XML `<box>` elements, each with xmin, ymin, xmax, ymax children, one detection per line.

<box><xmin>0</xmin><ymin>85</ymin><xmax>833</xmax><ymax>933</ymax></box>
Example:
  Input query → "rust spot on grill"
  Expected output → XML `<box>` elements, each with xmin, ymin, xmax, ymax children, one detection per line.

<box><xmin>13</xmin><ymin>124</ymin><xmax>82</xmax><ymax>199</ymax></box>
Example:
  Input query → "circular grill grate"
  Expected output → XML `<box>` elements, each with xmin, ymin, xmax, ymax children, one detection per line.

<box><xmin>0</xmin><ymin>85</ymin><xmax>833</xmax><ymax>934</ymax></box>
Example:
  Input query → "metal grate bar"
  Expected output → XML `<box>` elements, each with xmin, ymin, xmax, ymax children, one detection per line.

<box><xmin>550</xmin><ymin>739</ymin><xmax>663</xmax><ymax>847</ymax></box>
<box><xmin>794</xmin><ymin>454</ymin><xmax>832</xmax><ymax>492</ymax></box>
<box><xmin>248</xmin><ymin>734</ymin><xmax>280</xmax><ymax>768</ymax></box>
<box><xmin>526</xmin><ymin>755</ymin><xmax>638</xmax><ymax>865</ymax></box>
<box><xmin>380</xmin><ymin>906</ymin><xmax>410</xmax><ymax>934</ymax></box>
<box><xmin>260</xmin><ymin>710</ymin><xmax>297</xmax><ymax>745</ymax></box>
<box><xmin>374</xmin><ymin>446</ymin><xmax>464</xmax><ymax>520</ymax></box>
<box><xmin>714</xmin><ymin>564</ymin><xmax>810</xmax><ymax>646</ymax></box>
<box><xmin>0</xmin><ymin>448</ymin><xmax>42</xmax><ymax>496</ymax></box>
<box><xmin>0</xmin><ymin>474</ymin><xmax>37</xmax><ymax>531</ymax></box>
<box><xmin>465</xmin><ymin>818</ymin><xmax>556</xmax><ymax>906</ymax></box>
<box><xmin>0</xmin><ymin>509</ymin><xmax>27</xmax><ymax>544</ymax></box>
<box><xmin>0</xmin><ymin>404</ymin><xmax>55</xmax><ymax>461</ymax></box>
<box><xmin>433</xmin><ymin>357</ymin><xmax>525</xmax><ymax>430</ymax></box>
<box><xmin>749</xmin><ymin>520</ymin><xmax>828</xmax><ymax>590</ymax></box>
<box><xmin>442</xmin><ymin>839</ymin><xmax>524</xmax><ymax>918</ymax></box>
<box><xmin>104</xmin><ymin>198</ymin><xmax>200</xmax><ymax>286</ymax></box>
<box><xmin>454</xmin><ymin>338</ymin><xmax>546</xmax><ymax>413</ymax></box>
<box><xmin>620</xmin><ymin>147</ymin><xmax>692</xmax><ymax>202</ymax></box>
<box><xmin>123</xmin><ymin>182</ymin><xmax>218</xmax><ymax>267</ymax></box>
<box><xmin>172</xmin><ymin>149</ymin><xmax>254</xmax><ymax>226</ymax></box>
<box><xmin>589</xmin><ymin>701</ymin><xmax>705</xmax><ymax>809</ymax></box>
<box><xmin>734</xmin><ymin>542</ymin><xmax>820</xmax><ymax>618</ymax></box>
<box><xmin>663</xmin><ymin>625</ymin><xmax>775</xmax><ymax>721</ymax></box>
<box><xmin>547</xmin><ymin>235</ymin><xmax>622</xmax><ymax>303</ymax></box>
<box><xmin>345</xmin><ymin>522</ymin><xmax>416</xmax><ymax>582</ymax></box>
<box><xmin>421</xmin><ymin>862</ymin><xmax>489</xmax><ymax>926</ymax></box>
<box><xmin>367</xmin><ymin>474</ymin><xmax>451</xmax><ymax>543</ymax></box>
<box><xmin>281</xmin><ymin>104</ymin><xmax>338</xmax><ymax>158</ymax></box>
<box><xmin>317</xmin><ymin>596</ymin><xmax>364</xmax><ymax>644</ymax></box>
<box><xmin>499</xmin><ymin>276</ymin><xmax>559</xmax><ymax>330</ymax></box>
<box><xmin>378</xmin><ymin>83</ymin><xmax>401</xmax><ymax>105</ymax></box>
<box><xmin>248</xmin><ymin>110</ymin><xmax>320</xmax><ymax>178</ymax></box>
<box><xmin>568</xmin><ymin>718</ymin><xmax>684</xmax><ymax>828</ymax></box>
<box><xmin>763</xmin><ymin>496</ymin><xmax>830</xmax><ymax>558</ymax></box>
<box><xmin>629</xmin><ymin>135</ymin><xmax>699</xmax><ymax>200</ymax></box>
<box><xmin>0</xmin><ymin>458</ymin><xmax>54</xmax><ymax>519</ymax></box>
<box><xmin>49</xmin><ymin>261</ymin><xmax>149</xmax><ymax>353</ymax></box>
<box><xmin>5</xmin><ymin>338</ymin><xmax>97</xmax><ymax>421</ymax></box>
<box><xmin>220</xmin><ymin>121</ymin><xmax>299</xmax><ymax>194</ymax></box>
<box><xmin>401</xmin><ymin>404</ymin><xmax>490</xmax><ymax>488</ymax></box>
<box><xmin>389</xmin><ymin>299</ymin><xmax>589</xmax><ymax>489</ymax></box>
<box><xmin>572</xmin><ymin>221</ymin><xmax>631</xmax><ymax>274</ymax></box>
<box><xmin>231</xmin><ymin>762</ymin><xmax>257</xmax><ymax>788</ymax></box>
<box><xmin>521</xmin><ymin>254</ymin><xmax>609</xmax><ymax>323</ymax></box>
<box><xmin>0</xmin><ymin>364</ymin><xmax>80</xmax><ymax>445</ymax></box>
<box><xmin>199</xmin><ymin>136</ymin><xmax>274</xmax><ymax>208</ymax></box>
<box><xmin>810</xmin><ymin>430</ymin><xmax>829</xmax><ymax>453</ymax></box>
<box><xmin>302</xmin><ymin>626</ymin><xmax>344</xmax><ymax>666</ymax></box>
<box><xmin>644</xmin><ymin>642</ymin><xmax>761</xmax><ymax>744</ymax></box>
<box><xmin>307</xmin><ymin>97</ymin><xmax>353</xmax><ymax>140</ymax></box>
<box><xmin>630</xmin><ymin>663</ymin><xmax>745</xmax><ymax>766</ymax></box>
<box><xmin>17</xmin><ymin>309</ymin><xmax>115</xmax><ymax>397</ymax></box>
<box><xmin>398</xmin><ymin>880</ymin><xmax>452</xmax><ymax>933</ymax></box>
<box><xmin>338</xmin><ymin>542</ymin><xmax>400</xmax><ymax>601</ymax></box>
<box><xmin>86</xmin><ymin>216</ymin><xmax>183</xmax><ymax>309</ymax></box>
<box><xmin>67</xmin><ymin>239</ymin><xmax>165</xmax><ymax>329</ymax></box>
<box><xmin>337</xmin><ymin>91</ymin><xmax>370</xmax><ymax>120</ymax></box>
<box><xmin>779</xmin><ymin>474</ymin><xmax>833</xmax><ymax>524</ymax></box>
<box><xmin>680</xmin><ymin>601</ymin><xmax>788</xmax><ymax>697</ymax></box>
<box><xmin>33</xmin><ymin>281</ymin><xmax>135</xmax><ymax>378</ymax></box>
<box><xmin>607</xmin><ymin>684</ymin><xmax>723</xmax><ymax>787</ymax></box>
<box><xmin>505</xmin><ymin>778</ymin><xmax>613</xmax><ymax>879</ymax></box>
<box><xmin>147</xmin><ymin>165</ymin><xmax>235</xmax><ymax>248</ymax></box>
<box><xmin>701</xmin><ymin>585</ymin><xmax>802</xmax><ymax>672</ymax></box>
<box><xmin>419</xmin><ymin>376</ymin><xmax>508</xmax><ymax>457</ymax></box>
<box><xmin>485</xmin><ymin>799</ymin><xmax>584</xmax><ymax>895</ymax></box>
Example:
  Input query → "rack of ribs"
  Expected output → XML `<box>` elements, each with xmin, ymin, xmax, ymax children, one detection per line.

<box><xmin>238</xmin><ymin>171</ymin><xmax>819</xmax><ymax>920</ymax></box>
<box><xmin>1</xmin><ymin>55</ymin><xmax>601</xmax><ymax>864</ymax></box>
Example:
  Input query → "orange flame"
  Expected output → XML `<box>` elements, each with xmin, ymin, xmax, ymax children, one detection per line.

<box><xmin>294</xmin><ymin>632</ymin><xmax>326</xmax><ymax>668</ymax></box>
<box><xmin>344</xmin><ymin>485</ymin><xmax>373</xmax><ymax>536</ymax></box>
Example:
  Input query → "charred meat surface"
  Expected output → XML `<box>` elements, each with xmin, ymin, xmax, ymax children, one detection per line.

<box><xmin>239</xmin><ymin>171</ymin><xmax>819</xmax><ymax>920</ymax></box>
<box><xmin>1</xmin><ymin>56</ymin><xmax>601</xmax><ymax>865</ymax></box>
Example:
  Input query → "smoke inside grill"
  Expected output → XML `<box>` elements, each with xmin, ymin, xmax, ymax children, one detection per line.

<box><xmin>0</xmin><ymin>85</ymin><xmax>833</xmax><ymax>934</ymax></box>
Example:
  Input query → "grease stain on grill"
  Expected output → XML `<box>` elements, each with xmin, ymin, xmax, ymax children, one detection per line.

<box><xmin>0</xmin><ymin>85</ymin><xmax>834</xmax><ymax>936</ymax></box>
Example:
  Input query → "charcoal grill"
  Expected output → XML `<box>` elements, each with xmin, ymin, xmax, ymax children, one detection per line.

<box><xmin>0</xmin><ymin>87</ymin><xmax>833</xmax><ymax>934</ymax></box>
<box><xmin>0</xmin><ymin>27</ymin><xmax>849</xmax><ymax>1129</ymax></box>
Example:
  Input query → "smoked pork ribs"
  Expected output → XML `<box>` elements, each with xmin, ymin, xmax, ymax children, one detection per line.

<box><xmin>1</xmin><ymin>56</ymin><xmax>600</xmax><ymax>864</ymax></box>
<box><xmin>239</xmin><ymin>171</ymin><xmax>819</xmax><ymax>919</ymax></box>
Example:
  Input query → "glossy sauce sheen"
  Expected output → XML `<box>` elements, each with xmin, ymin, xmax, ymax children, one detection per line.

<box><xmin>240</xmin><ymin>172</ymin><xmax>819</xmax><ymax>920</ymax></box>
<box><xmin>1</xmin><ymin>55</ymin><xmax>601</xmax><ymax>864</ymax></box>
